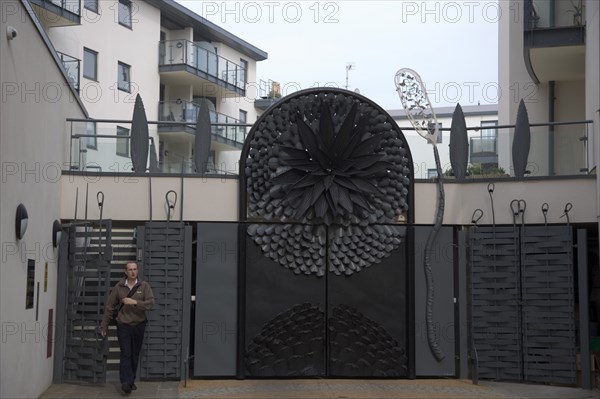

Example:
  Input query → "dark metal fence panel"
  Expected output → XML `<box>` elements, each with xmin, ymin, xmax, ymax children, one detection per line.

<box><xmin>521</xmin><ymin>226</ymin><xmax>576</xmax><ymax>385</ymax></box>
<box><xmin>138</xmin><ymin>222</ymin><xmax>191</xmax><ymax>380</ymax></box>
<box><xmin>470</xmin><ymin>226</ymin><xmax>522</xmax><ymax>381</ymax></box>
<box><xmin>62</xmin><ymin>220</ymin><xmax>112</xmax><ymax>384</ymax></box>
<box><xmin>469</xmin><ymin>225</ymin><xmax>576</xmax><ymax>385</ymax></box>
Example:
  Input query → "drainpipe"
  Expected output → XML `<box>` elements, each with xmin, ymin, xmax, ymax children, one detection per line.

<box><xmin>549</xmin><ymin>81</ymin><xmax>555</xmax><ymax>176</ymax></box>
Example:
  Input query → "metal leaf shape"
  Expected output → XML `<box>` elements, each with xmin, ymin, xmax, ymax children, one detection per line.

<box><xmin>194</xmin><ymin>98</ymin><xmax>212</xmax><ymax>174</ymax></box>
<box><xmin>512</xmin><ymin>99</ymin><xmax>531</xmax><ymax>178</ymax></box>
<box><xmin>449</xmin><ymin>103</ymin><xmax>468</xmax><ymax>179</ymax></box>
<box><xmin>130</xmin><ymin>94</ymin><xmax>149</xmax><ymax>174</ymax></box>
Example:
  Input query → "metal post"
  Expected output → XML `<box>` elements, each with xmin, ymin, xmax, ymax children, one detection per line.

<box><xmin>577</xmin><ymin>229</ymin><xmax>591</xmax><ymax>389</ymax></box>
<box><xmin>457</xmin><ymin>228</ymin><xmax>469</xmax><ymax>379</ymax></box>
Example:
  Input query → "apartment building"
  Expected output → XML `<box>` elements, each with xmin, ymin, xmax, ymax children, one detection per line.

<box><xmin>499</xmin><ymin>0</ymin><xmax>598</xmax><ymax>179</ymax></box>
<box><xmin>32</xmin><ymin>0</ymin><xmax>268</xmax><ymax>174</ymax></box>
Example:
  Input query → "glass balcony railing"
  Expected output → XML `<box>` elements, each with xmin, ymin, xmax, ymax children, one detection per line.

<box><xmin>158</xmin><ymin>100</ymin><xmax>248</xmax><ymax>145</ymax></box>
<box><xmin>66</xmin><ymin>117</ymin><xmax>592</xmax><ymax>179</ymax></box>
<box><xmin>56</xmin><ymin>51</ymin><xmax>80</xmax><ymax>92</ymax></box>
<box><xmin>526</xmin><ymin>0</ymin><xmax>585</xmax><ymax>29</ymax></box>
<box><xmin>51</xmin><ymin>0</ymin><xmax>80</xmax><ymax>14</ymax></box>
<box><xmin>159</xmin><ymin>40</ymin><xmax>246</xmax><ymax>92</ymax></box>
<box><xmin>399</xmin><ymin>120</ymin><xmax>592</xmax><ymax>179</ymax></box>
<box><xmin>67</xmin><ymin>119</ymin><xmax>241</xmax><ymax>175</ymax></box>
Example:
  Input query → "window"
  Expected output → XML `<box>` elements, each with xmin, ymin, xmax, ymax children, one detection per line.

<box><xmin>238</xmin><ymin>109</ymin><xmax>248</xmax><ymax>140</ymax></box>
<box><xmin>84</xmin><ymin>0</ymin><xmax>98</xmax><ymax>13</ymax></box>
<box><xmin>480</xmin><ymin>120</ymin><xmax>498</xmax><ymax>138</ymax></box>
<box><xmin>116</xmin><ymin>126</ymin><xmax>130</xmax><ymax>157</ymax></box>
<box><xmin>239</xmin><ymin>58</ymin><xmax>248</xmax><ymax>86</ymax></box>
<box><xmin>427</xmin><ymin>168</ymin><xmax>439</xmax><ymax>179</ymax></box>
<box><xmin>86</xmin><ymin>121</ymin><xmax>97</xmax><ymax>149</ymax></box>
<box><xmin>83</xmin><ymin>48</ymin><xmax>97</xmax><ymax>80</ymax></box>
<box><xmin>118</xmin><ymin>62</ymin><xmax>131</xmax><ymax>92</ymax></box>
<box><xmin>239</xmin><ymin>109</ymin><xmax>247</xmax><ymax>123</ymax></box>
<box><xmin>118</xmin><ymin>0</ymin><xmax>132</xmax><ymax>28</ymax></box>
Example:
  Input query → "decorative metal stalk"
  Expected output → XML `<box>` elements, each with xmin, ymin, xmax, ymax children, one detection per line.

<box><xmin>395</xmin><ymin>68</ymin><xmax>445</xmax><ymax>361</ymax></box>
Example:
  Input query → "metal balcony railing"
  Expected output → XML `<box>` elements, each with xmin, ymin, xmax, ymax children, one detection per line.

<box><xmin>525</xmin><ymin>0</ymin><xmax>586</xmax><ymax>29</ymax></box>
<box><xmin>158</xmin><ymin>100</ymin><xmax>248</xmax><ymax>145</ymax></box>
<box><xmin>56</xmin><ymin>51</ymin><xmax>80</xmax><ymax>92</ymax></box>
<box><xmin>159</xmin><ymin>40</ymin><xmax>246</xmax><ymax>92</ymax></box>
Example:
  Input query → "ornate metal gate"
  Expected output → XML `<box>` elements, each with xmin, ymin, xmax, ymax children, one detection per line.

<box><xmin>239</xmin><ymin>88</ymin><xmax>414</xmax><ymax>378</ymax></box>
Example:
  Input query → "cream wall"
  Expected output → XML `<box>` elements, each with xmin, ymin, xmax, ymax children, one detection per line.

<box><xmin>416</xmin><ymin>178</ymin><xmax>596</xmax><ymax>225</ymax></box>
<box><xmin>0</xmin><ymin>2</ymin><xmax>86</xmax><ymax>398</ymax></box>
<box><xmin>59</xmin><ymin>175</ymin><xmax>596</xmax><ymax>226</ymax></box>
<box><xmin>60</xmin><ymin>175</ymin><xmax>239</xmax><ymax>222</ymax></box>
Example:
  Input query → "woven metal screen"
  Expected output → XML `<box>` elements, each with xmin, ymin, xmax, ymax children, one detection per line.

<box><xmin>521</xmin><ymin>226</ymin><xmax>576</xmax><ymax>384</ymax></box>
<box><xmin>138</xmin><ymin>222</ymin><xmax>191</xmax><ymax>380</ymax></box>
<box><xmin>62</xmin><ymin>220</ymin><xmax>112</xmax><ymax>384</ymax></box>
<box><xmin>470</xmin><ymin>225</ymin><xmax>576</xmax><ymax>385</ymax></box>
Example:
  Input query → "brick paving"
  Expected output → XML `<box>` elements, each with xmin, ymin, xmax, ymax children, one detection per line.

<box><xmin>39</xmin><ymin>379</ymin><xmax>599</xmax><ymax>399</ymax></box>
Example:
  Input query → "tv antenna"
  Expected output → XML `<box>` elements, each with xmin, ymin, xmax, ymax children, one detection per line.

<box><xmin>345</xmin><ymin>62</ymin><xmax>356</xmax><ymax>90</ymax></box>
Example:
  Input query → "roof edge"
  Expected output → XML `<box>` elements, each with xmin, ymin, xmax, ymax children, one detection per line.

<box><xmin>147</xmin><ymin>0</ymin><xmax>268</xmax><ymax>61</ymax></box>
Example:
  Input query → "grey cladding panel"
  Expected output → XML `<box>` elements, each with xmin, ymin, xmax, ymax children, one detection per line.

<box><xmin>194</xmin><ymin>222</ymin><xmax>238</xmax><ymax>377</ymax></box>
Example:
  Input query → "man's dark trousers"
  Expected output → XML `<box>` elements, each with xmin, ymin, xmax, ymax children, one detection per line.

<box><xmin>116</xmin><ymin>321</ymin><xmax>147</xmax><ymax>385</ymax></box>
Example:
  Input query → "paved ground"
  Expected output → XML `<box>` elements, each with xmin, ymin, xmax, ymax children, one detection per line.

<box><xmin>38</xmin><ymin>379</ymin><xmax>599</xmax><ymax>399</ymax></box>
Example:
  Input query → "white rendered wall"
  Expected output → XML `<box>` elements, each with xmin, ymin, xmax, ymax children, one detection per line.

<box><xmin>0</xmin><ymin>2</ymin><xmax>86</xmax><ymax>397</ymax></box>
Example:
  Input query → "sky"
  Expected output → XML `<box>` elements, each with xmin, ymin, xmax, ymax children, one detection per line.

<box><xmin>175</xmin><ymin>0</ymin><xmax>499</xmax><ymax>110</ymax></box>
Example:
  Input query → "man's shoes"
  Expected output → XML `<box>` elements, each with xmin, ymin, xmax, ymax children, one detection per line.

<box><xmin>131</xmin><ymin>383</ymin><xmax>137</xmax><ymax>390</ymax></box>
<box><xmin>121</xmin><ymin>383</ymin><xmax>132</xmax><ymax>394</ymax></box>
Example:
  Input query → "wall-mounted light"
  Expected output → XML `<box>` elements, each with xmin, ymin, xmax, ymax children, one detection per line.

<box><xmin>6</xmin><ymin>26</ymin><xmax>18</xmax><ymax>41</ymax></box>
<box><xmin>52</xmin><ymin>220</ymin><xmax>62</xmax><ymax>248</ymax></box>
<box><xmin>15</xmin><ymin>203</ymin><xmax>28</xmax><ymax>240</ymax></box>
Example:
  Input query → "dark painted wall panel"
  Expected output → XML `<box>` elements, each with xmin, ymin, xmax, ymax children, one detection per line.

<box><xmin>195</xmin><ymin>222</ymin><xmax>238</xmax><ymax>377</ymax></box>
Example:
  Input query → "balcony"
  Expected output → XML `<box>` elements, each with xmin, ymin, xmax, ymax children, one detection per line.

<box><xmin>56</xmin><ymin>51</ymin><xmax>80</xmax><ymax>92</ymax></box>
<box><xmin>30</xmin><ymin>0</ymin><xmax>80</xmax><ymax>27</ymax></box>
<box><xmin>159</xmin><ymin>40</ymin><xmax>246</xmax><ymax>98</ymax></box>
<box><xmin>158</xmin><ymin>100</ymin><xmax>248</xmax><ymax>149</ymax></box>
<box><xmin>523</xmin><ymin>0</ymin><xmax>585</xmax><ymax>83</ymax></box>
<box><xmin>254</xmin><ymin>79</ymin><xmax>282</xmax><ymax>110</ymax></box>
<box><xmin>470</xmin><ymin>137</ymin><xmax>498</xmax><ymax>165</ymax></box>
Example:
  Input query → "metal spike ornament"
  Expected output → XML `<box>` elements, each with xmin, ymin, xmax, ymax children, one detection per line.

<box><xmin>394</xmin><ymin>68</ymin><xmax>446</xmax><ymax>362</ymax></box>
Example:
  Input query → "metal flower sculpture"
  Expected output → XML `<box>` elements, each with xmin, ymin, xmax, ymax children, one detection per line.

<box><xmin>395</xmin><ymin>68</ymin><xmax>446</xmax><ymax>362</ymax></box>
<box><xmin>273</xmin><ymin>102</ymin><xmax>389</xmax><ymax>226</ymax></box>
<box><xmin>243</xmin><ymin>89</ymin><xmax>412</xmax><ymax>277</ymax></box>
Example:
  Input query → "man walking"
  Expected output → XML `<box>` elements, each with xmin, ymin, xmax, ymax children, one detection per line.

<box><xmin>101</xmin><ymin>262</ymin><xmax>154</xmax><ymax>394</ymax></box>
